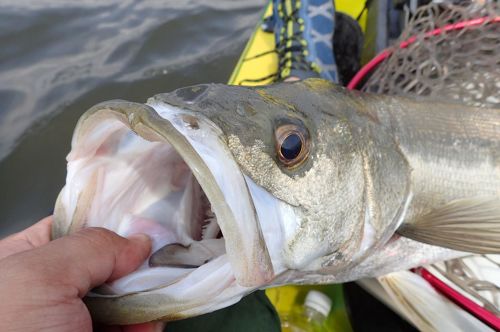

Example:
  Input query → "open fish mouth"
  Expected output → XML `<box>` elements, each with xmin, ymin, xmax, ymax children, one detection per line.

<box><xmin>53</xmin><ymin>100</ymin><xmax>277</xmax><ymax>322</ymax></box>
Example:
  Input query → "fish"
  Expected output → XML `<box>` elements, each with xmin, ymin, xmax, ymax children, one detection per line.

<box><xmin>52</xmin><ymin>78</ymin><xmax>500</xmax><ymax>324</ymax></box>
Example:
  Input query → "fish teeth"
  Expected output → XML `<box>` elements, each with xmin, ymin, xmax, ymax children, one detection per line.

<box><xmin>206</xmin><ymin>210</ymin><xmax>215</xmax><ymax>218</ymax></box>
<box><xmin>201</xmin><ymin>217</ymin><xmax>220</xmax><ymax>240</ymax></box>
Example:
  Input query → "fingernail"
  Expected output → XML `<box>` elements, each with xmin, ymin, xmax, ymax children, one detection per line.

<box><xmin>128</xmin><ymin>233</ymin><xmax>151</xmax><ymax>246</ymax></box>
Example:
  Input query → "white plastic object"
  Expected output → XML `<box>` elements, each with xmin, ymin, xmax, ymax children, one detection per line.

<box><xmin>304</xmin><ymin>290</ymin><xmax>332</xmax><ymax>318</ymax></box>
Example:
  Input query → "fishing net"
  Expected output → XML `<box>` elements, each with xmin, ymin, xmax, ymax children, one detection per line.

<box><xmin>361</xmin><ymin>1</ymin><xmax>500</xmax><ymax>318</ymax></box>
<box><xmin>362</xmin><ymin>1</ymin><xmax>500</xmax><ymax>109</ymax></box>
<box><xmin>432</xmin><ymin>255</ymin><xmax>500</xmax><ymax>315</ymax></box>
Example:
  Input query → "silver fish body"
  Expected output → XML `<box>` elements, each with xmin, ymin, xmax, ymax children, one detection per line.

<box><xmin>53</xmin><ymin>79</ymin><xmax>500</xmax><ymax>324</ymax></box>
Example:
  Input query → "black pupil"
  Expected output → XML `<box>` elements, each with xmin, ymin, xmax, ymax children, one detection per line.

<box><xmin>280</xmin><ymin>134</ymin><xmax>302</xmax><ymax>160</ymax></box>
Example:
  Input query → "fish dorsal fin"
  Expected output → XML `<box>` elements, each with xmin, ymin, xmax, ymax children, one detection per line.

<box><xmin>397</xmin><ymin>197</ymin><xmax>500</xmax><ymax>254</ymax></box>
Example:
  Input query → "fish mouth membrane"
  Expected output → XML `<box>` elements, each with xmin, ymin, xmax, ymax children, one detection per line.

<box><xmin>53</xmin><ymin>100</ymin><xmax>276</xmax><ymax>323</ymax></box>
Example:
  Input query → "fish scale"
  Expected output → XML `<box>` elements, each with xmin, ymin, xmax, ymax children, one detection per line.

<box><xmin>362</xmin><ymin>95</ymin><xmax>500</xmax><ymax>224</ymax></box>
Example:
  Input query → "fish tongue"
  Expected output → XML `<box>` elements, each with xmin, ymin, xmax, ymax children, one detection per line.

<box><xmin>149</xmin><ymin>238</ymin><xmax>226</xmax><ymax>268</ymax></box>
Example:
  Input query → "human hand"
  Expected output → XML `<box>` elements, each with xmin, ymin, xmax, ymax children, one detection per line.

<box><xmin>0</xmin><ymin>216</ymin><xmax>163</xmax><ymax>332</ymax></box>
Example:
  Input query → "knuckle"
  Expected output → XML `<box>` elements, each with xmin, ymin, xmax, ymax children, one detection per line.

<box><xmin>73</xmin><ymin>227</ymin><xmax>120</xmax><ymax>248</ymax></box>
<box><xmin>86</xmin><ymin>227</ymin><xmax>115</xmax><ymax>238</ymax></box>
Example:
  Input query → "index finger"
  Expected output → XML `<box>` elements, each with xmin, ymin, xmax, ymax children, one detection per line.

<box><xmin>0</xmin><ymin>216</ymin><xmax>52</xmax><ymax>260</ymax></box>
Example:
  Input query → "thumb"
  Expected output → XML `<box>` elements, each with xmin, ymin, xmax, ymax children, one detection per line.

<box><xmin>5</xmin><ymin>227</ymin><xmax>151</xmax><ymax>297</ymax></box>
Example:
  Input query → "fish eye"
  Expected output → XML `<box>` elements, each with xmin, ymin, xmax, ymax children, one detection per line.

<box><xmin>281</xmin><ymin>133</ymin><xmax>302</xmax><ymax>159</ymax></box>
<box><xmin>275</xmin><ymin>124</ymin><xmax>310</xmax><ymax>168</ymax></box>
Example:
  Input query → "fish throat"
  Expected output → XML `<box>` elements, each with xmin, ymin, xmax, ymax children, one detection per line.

<box><xmin>147</xmin><ymin>173</ymin><xmax>225</xmax><ymax>269</ymax></box>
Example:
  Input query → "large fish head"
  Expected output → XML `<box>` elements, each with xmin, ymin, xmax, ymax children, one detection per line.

<box><xmin>154</xmin><ymin>79</ymin><xmax>410</xmax><ymax>273</ymax></box>
<box><xmin>54</xmin><ymin>79</ymin><xmax>410</xmax><ymax>324</ymax></box>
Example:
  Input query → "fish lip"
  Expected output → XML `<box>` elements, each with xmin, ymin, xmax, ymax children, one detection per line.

<box><xmin>142</xmin><ymin>100</ymin><xmax>274</xmax><ymax>286</ymax></box>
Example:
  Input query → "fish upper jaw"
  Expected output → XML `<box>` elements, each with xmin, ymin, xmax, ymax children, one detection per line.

<box><xmin>243</xmin><ymin>175</ymin><xmax>297</xmax><ymax>276</ymax></box>
<box><xmin>149</xmin><ymin>101</ymin><xmax>275</xmax><ymax>287</ymax></box>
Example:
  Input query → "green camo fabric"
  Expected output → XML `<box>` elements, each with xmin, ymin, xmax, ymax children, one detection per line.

<box><xmin>165</xmin><ymin>291</ymin><xmax>281</xmax><ymax>332</ymax></box>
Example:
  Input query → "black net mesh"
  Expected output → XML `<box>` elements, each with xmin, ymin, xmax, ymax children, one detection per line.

<box><xmin>363</xmin><ymin>2</ymin><xmax>500</xmax><ymax>109</ymax></box>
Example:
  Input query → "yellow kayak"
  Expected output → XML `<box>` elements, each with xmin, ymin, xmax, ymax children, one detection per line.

<box><xmin>228</xmin><ymin>0</ymin><xmax>367</xmax><ymax>86</ymax></box>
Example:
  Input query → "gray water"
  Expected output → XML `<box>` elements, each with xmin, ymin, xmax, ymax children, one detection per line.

<box><xmin>0</xmin><ymin>0</ymin><xmax>264</xmax><ymax>236</ymax></box>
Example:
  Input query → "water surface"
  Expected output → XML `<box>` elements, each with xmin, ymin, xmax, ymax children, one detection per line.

<box><xmin>0</xmin><ymin>0</ymin><xmax>264</xmax><ymax>236</ymax></box>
